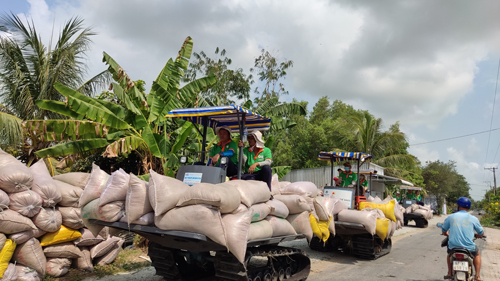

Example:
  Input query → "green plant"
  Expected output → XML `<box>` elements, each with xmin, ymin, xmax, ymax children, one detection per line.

<box><xmin>29</xmin><ymin>37</ymin><xmax>216</xmax><ymax>176</ymax></box>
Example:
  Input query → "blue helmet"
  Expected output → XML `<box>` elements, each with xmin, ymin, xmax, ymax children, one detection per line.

<box><xmin>457</xmin><ymin>197</ymin><xmax>471</xmax><ymax>209</ymax></box>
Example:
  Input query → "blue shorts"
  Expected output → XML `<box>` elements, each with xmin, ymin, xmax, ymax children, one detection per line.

<box><xmin>447</xmin><ymin>245</ymin><xmax>479</xmax><ymax>259</ymax></box>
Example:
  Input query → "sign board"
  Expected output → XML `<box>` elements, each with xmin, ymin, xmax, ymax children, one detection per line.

<box><xmin>183</xmin><ymin>173</ymin><xmax>203</xmax><ymax>186</ymax></box>
<box><xmin>323</xmin><ymin>187</ymin><xmax>355</xmax><ymax>209</ymax></box>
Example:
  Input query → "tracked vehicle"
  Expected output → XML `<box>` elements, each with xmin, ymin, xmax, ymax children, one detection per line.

<box><xmin>309</xmin><ymin>152</ymin><xmax>392</xmax><ymax>259</ymax></box>
<box><xmin>93</xmin><ymin>105</ymin><xmax>311</xmax><ymax>280</ymax></box>
<box><xmin>400</xmin><ymin>186</ymin><xmax>429</xmax><ymax>228</ymax></box>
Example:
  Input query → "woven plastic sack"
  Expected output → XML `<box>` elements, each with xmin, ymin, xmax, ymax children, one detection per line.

<box><xmin>303</xmin><ymin>196</ymin><xmax>319</xmax><ymax>221</ymax></box>
<box><xmin>278</xmin><ymin>181</ymin><xmax>291</xmax><ymax>190</ymax></box>
<box><xmin>79</xmin><ymin>164</ymin><xmax>110</xmax><ymax>208</ymax></box>
<box><xmin>15</xmin><ymin>265</ymin><xmax>41</xmax><ymax>281</ymax></box>
<box><xmin>95</xmin><ymin>239</ymin><xmax>124</xmax><ymax>266</ymax></box>
<box><xmin>314</xmin><ymin>197</ymin><xmax>339</xmax><ymax>218</ymax></box>
<box><xmin>224</xmin><ymin>180</ymin><xmax>270</xmax><ymax>207</ymax></box>
<box><xmin>177</xmin><ymin>182</ymin><xmax>240</xmax><ymax>213</ymax></box>
<box><xmin>249</xmin><ymin>203</ymin><xmax>272</xmax><ymax>222</ymax></box>
<box><xmin>337</xmin><ymin>209</ymin><xmax>377</xmax><ymax>235</ymax></box>
<box><xmin>8</xmin><ymin>230</ymin><xmax>34</xmax><ymax>245</ymax></box>
<box><xmin>376</xmin><ymin>218</ymin><xmax>390</xmax><ymax>241</ymax></box>
<box><xmin>0</xmin><ymin>263</ymin><xmax>17</xmax><ymax>281</ymax></box>
<box><xmin>44</xmin><ymin>242</ymin><xmax>82</xmax><ymax>258</ymax></box>
<box><xmin>359</xmin><ymin>201</ymin><xmax>397</xmax><ymax>222</ymax></box>
<box><xmin>155</xmin><ymin>204</ymin><xmax>227</xmax><ymax>247</ymax></box>
<box><xmin>309</xmin><ymin>213</ymin><xmax>330</xmax><ymax>243</ymax></box>
<box><xmin>266</xmin><ymin>216</ymin><xmax>297</xmax><ymax>237</ymax></box>
<box><xmin>53</xmin><ymin>172</ymin><xmax>89</xmax><ymax>189</ymax></box>
<box><xmin>40</xmin><ymin>225</ymin><xmax>82</xmax><ymax>246</ymax></box>
<box><xmin>32</xmin><ymin>207</ymin><xmax>62</xmax><ymax>232</ymax></box>
<box><xmin>90</xmin><ymin>236</ymin><xmax>121</xmax><ymax>259</ymax></box>
<box><xmin>328</xmin><ymin>216</ymin><xmax>335</xmax><ymax>236</ymax></box>
<box><xmin>125</xmin><ymin>174</ymin><xmax>153</xmax><ymax>225</ymax></box>
<box><xmin>329</xmin><ymin>197</ymin><xmax>348</xmax><ymax>215</ymax></box>
<box><xmin>388</xmin><ymin>220</ymin><xmax>397</xmax><ymax>238</ymax></box>
<box><xmin>149</xmin><ymin>170</ymin><xmax>189</xmax><ymax>216</ymax></box>
<box><xmin>58</xmin><ymin>207</ymin><xmax>84</xmax><ymax>230</ymax></box>
<box><xmin>279</xmin><ymin>181</ymin><xmax>318</xmax><ymax>198</ymax></box>
<box><xmin>0</xmin><ymin>149</ymin><xmax>33</xmax><ymax>193</ymax></box>
<box><xmin>73</xmin><ymin>228</ymin><xmax>104</xmax><ymax>247</ymax></box>
<box><xmin>266</xmin><ymin>199</ymin><xmax>289</xmax><ymax>218</ymax></box>
<box><xmin>29</xmin><ymin>160</ymin><xmax>62</xmax><ymax>207</ymax></box>
<box><xmin>13</xmin><ymin>238</ymin><xmax>46</xmax><ymax>276</ymax></box>
<box><xmin>0</xmin><ymin>239</ymin><xmax>16</xmax><ymax>278</ymax></box>
<box><xmin>0</xmin><ymin>209</ymin><xmax>37</xmax><ymax>234</ymax></box>
<box><xmin>0</xmin><ymin>234</ymin><xmax>5</xmax><ymax>249</ymax></box>
<box><xmin>273</xmin><ymin>195</ymin><xmax>311</xmax><ymax>214</ymax></box>
<box><xmin>82</xmin><ymin>198</ymin><xmax>124</xmax><ymax>223</ymax></box>
<box><xmin>287</xmin><ymin>211</ymin><xmax>313</xmax><ymax>242</ymax></box>
<box><xmin>222</xmin><ymin>207</ymin><xmax>252</xmax><ymax>264</ymax></box>
<box><xmin>248</xmin><ymin>220</ymin><xmax>273</xmax><ymax>241</ymax></box>
<box><xmin>270</xmin><ymin>174</ymin><xmax>281</xmax><ymax>195</ymax></box>
<box><xmin>74</xmin><ymin>246</ymin><xmax>93</xmax><ymax>272</ymax></box>
<box><xmin>99</xmin><ymin>169</ymin><xmax>130</xmax><ymax>207</ymax></box>
<box><xmin>119</xmin><ymin>212</ymin><xmax>154</xmax><ymax>226</ymax></box>
<box><xmin>0</xmin><ymin>189</ymin><xmax>9</xmax><ymax>209</ymax></box>
<box><xmin>8</xmin><ymin>191</ymin><xmax>42</xmax><ymax>217</ymax></box>
<box><xmin>45</xmin><ymin>258</ymin><xmax>71</xmax><ymax>277</ymax></box>
<box><xmin>53</xmin><ymin>180</ymin><xmax>81</xmax><ymax>207</ymax></box>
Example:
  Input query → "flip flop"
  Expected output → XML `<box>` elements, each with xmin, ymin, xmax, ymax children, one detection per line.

<box><xmin>475</xmin><ymin>277</ymin><xmax>482</xmax><ymax>281</ymax></box>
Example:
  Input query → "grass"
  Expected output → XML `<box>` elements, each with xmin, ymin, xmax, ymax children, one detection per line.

<box><xmin>93</xmin><ymin>248</ymin><xmax>151</xmax><ymax>278</ymax></box>
<box><xmin>50</xmin><ymin>247</ymin><xmax>150</xmax><ymax>281</ymax></box>
<box><xmin>480</xmin><ymin>214</ymin><xmax>500</xmax><ymax>229</ymax></box>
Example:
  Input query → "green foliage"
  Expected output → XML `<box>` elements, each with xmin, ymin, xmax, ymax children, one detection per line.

<box><xmin>31</xmin><ymin>37</ymin><xmax>216</xmax><ymax>175</ymax></box>
<box><xmin>252</xmin><ymin>49</ymin><xmax>294</xmax><ymax>106</ymax></box>
<box><xmin>183</xmin><ymin>48</ymin><xmax>253</xmax><ymax>104</ymax></box>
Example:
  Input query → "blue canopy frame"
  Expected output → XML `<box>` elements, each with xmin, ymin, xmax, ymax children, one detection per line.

<box><xmin>165</xmin><ymin>105</ymin><xmax>271</xmax><ymax>179</ymax></box>
<box><xmin>318</xmin><ymin>151</ymin><xmax>373</xmax><ymax>196</ymax></box>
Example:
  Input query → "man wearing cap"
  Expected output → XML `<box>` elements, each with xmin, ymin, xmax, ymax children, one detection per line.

<box><xmin>339</xmin><ymin>162</ymin><xmax>357</xmax><ymax>187</ymax></box>
<box><xmin>359</xmin><ymin>174</ymin><xmax>368</xmax><ymax>195</ymax></box>
<box><xmin>396</xmin><ymin>191</ymin><xmax>402</xmax><ymax>202</ymax></box>
<box><xmin>209</xmin><ymin>126</ymin><xmax>238</xmax><ymax>176</ymax></box>
<box><xmin>238</xmin><ymin>130</ymin><xmax>273</xmax><ymax>189</ymax></box>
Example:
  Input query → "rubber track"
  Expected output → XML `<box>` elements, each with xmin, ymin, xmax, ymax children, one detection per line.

<box><xmin>352</xmin><ymin>235</ymin><xmax>392</xmax><ymax>260</ymax></box>
<box><xmin>214</xmin><ymin>245</ymin><xmax>311</xmax><ymax>281</ymax></box>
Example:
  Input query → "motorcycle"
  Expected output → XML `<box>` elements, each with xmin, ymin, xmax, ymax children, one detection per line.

<box><xmin>437</xmin><ymin>222</ymin><xmax>486</xmax><ymax>281</ymax></box>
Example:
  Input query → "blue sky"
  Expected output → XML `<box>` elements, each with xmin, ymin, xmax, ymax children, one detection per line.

<box><xmin>2</xmin><ymin>0</ymin><xmax>500</xmax><ymax>200</ymax></box>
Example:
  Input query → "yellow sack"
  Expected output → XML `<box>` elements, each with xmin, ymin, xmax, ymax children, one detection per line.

<box><xmin>0</xmin><ymin>239</ymin><xmax>16</xmax><ymax>278</ymax></box>
<box><xmin>375</xmin><ymin>218</ymin><xmax>390</xmax><ymax>241</ymax></box>
<box><xmin>309</xmin><ymin>213</ymin><xmax>331</xmax><ymax>243</ymax></box>
<box><xmin>359</xmin><ymin>201</ymin><xmax>397</xmax><ymax>222</ymax></box>
<box><xmin>40</xmin><ymin>225</ymin><xmax>82</xmax><ymax>247</ymax></box>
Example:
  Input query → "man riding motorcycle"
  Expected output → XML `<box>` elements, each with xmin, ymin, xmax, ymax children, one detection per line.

<box><xmin>440</xmin><ymin>197</ymin><xmax>484</xmax><ymax>280</ymax></box>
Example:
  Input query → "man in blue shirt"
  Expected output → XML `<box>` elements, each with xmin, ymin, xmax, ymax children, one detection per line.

<box><xmin>441</xmin><ymin>197</ymin><xmax>484</xmax><ymax>280</ymax></box>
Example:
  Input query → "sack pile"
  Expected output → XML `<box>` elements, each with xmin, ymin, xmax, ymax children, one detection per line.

<box><xmin>405</xmin><ymin>203</ymin><xmax>433</xmax><ymax>220</ymax></box>
<box><xmin>0</xmin><ymin>149</ymin><xmax>125</xmax><ymax>279</ymax></box>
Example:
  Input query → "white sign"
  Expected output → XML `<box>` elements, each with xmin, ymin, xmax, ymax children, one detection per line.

<box><xmin>183</xmin><ymin>173</ymin><xmax>203</xmax><ymax>186</ymax></box>
<box><xmin>324</xmin><ymin>188</ymin><xmax>354</xmax><ymax>208</ymax></box>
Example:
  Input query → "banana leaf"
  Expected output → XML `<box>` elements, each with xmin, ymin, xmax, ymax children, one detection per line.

<box><xmin>271</xmin><ymin>166</ymin><xmax>292</xmax><ymax>179</ymax></box>
<box><xmin>35</xmin><ymin>100</ymin><xmax>84</xmax><ymax>119</ymax></box>
<box><xmin>102</xmin><ymin>135</ymin><xmax>145</xmax><ymax>157</ymax></box>
<box><xmin>35</xmin><ymin>138</ymin><xmax>109</xmax><ymax>158</ymax></box>
<box><xmin>24</xmin><ymin>120</ymin><xmax>107</xmax><ymax>141</ymax></box>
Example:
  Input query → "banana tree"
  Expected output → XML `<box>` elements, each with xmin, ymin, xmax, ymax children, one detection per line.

<box><xmin>27</xmin><ymin>37</ymin><xmax>216</xmax><ymax>175</ymax></box>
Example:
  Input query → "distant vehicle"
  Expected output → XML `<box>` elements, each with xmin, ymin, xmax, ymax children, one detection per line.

<box><xmin>478</xmin><ymin>209</ymin><xmax>486</xmax><ymax>215</ymax></box>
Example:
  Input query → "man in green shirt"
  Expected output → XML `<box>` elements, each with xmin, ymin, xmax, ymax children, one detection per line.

<box><xmin>238</xmin><ymin>130</ymin><xmax>273</xmax><ymax>190</ymax></box>
<box><xmin>209</xmin><ymin>126</ymin><xmax>238</xmax><ymax>177</ymax></box>
<box><xmin>339</xmin><ymin>162</ymin><xmax>357</xmax><ymax>187</ymax></box>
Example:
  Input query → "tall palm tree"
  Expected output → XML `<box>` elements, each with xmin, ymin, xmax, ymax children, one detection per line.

<box><xmin>334</xmin><ymin>111</ymin><xmax>416</xmax><ymax>169</ymax></box>
<box><xmin>0</xmin><ymin>13</ymin><xmax>110</xmax><ymax>149</ymax></box>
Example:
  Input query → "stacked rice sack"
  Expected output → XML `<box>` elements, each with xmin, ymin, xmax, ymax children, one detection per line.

<box><xmin>339</xmin><ymin>195</ymin><xmax>404</xmax><ymax>241</ymax></box>
<box><xmin>405</xmin><ymin>203</ymin><xmax>434</xmax><ymax>220</ymax></box>
<box><xmin>0</xmin><ymin>149</ymin><xmax>125</xmax><ymax>279</ymax></box>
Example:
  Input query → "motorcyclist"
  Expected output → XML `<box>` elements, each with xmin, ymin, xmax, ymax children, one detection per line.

<box><xmin>440</xmin><ymin>197</ymin><xmax>484</xmax><ymax>280</ymax></box>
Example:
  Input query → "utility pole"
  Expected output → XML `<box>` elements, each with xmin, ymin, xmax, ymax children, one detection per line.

<box><xmin>485</xmin><ymin>167</ymin><xmax>497</xmax><ymax>195</ymax></box>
